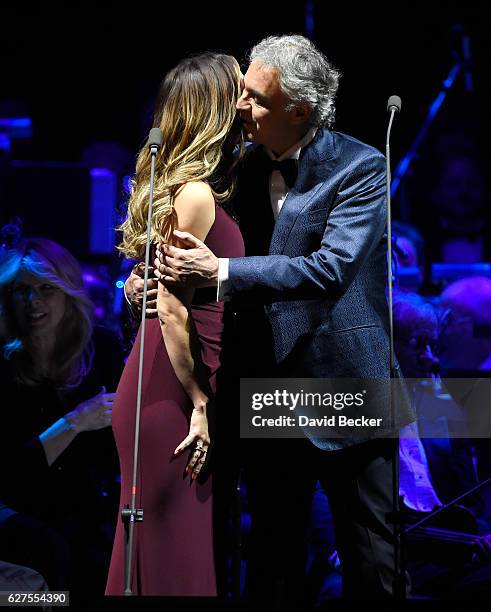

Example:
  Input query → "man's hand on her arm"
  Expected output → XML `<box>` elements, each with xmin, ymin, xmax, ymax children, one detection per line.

<box><xmin>125</xmin><ymin>262</ymin><xmax>158</xmax><ymax>317</ymax></box>
<box><xmin>154</xmin><ymin>230</ymin><xmax>219</xmax><ymax>289</ymax></box>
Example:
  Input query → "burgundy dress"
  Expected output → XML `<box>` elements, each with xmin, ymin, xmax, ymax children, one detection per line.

<box><xmin>106</xmin><ymin>205</ymin><xmax>244</xmax><ymax>596</ymax></box>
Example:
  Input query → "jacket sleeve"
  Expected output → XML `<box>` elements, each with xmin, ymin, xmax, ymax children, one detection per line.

<box><xmin>0</xmin><ymin>431</ymin><xmax>51</xmax><ymax>497</ymax></box>
<box><xmin>228</xmin><ymin>151</ymin><xmax>387</xmax><ymax>301</ymax></box>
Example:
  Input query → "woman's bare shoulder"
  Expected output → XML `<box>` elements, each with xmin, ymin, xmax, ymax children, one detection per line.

<box><xmin>174</xmin><ymin>181</ymin><xmax>214</xmax><ymax>210</ymax></box>
<box><xmin>173</xmin><ymin>181</ymin><xmax>215</xmax><ymax>239</ymax></box>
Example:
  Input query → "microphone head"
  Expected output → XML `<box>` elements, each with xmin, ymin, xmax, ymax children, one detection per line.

<box><xmin>147</xmin><ymin>128</ymin><xmax>163</xmax><ymax>150</ymax></box>
<box><xmin>387</xmin><ymin>95</ymin><xmax>402</xmax><ymax>113</ymax></box>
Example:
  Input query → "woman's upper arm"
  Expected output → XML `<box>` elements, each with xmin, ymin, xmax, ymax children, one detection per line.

<box><xmin>159</xmin><ymin>181</ymin><xmax>215</xmax><ymax>310</ymax></box>
<box><xmin>173</xmin><ymin>181</ymin><xmax>215</xmax><ymax>242</ymax></box>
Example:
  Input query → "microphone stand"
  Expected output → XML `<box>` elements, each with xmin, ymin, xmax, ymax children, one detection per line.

<box><xmin>121</xmin><ymin>127</ymin><xmax>163</xmax><ymax>595</ymax></box>
<box><xmin>385</xmin><ymin>96</ymin><xmax>407</xmax><ymax>601</ymax></box>
<box><xmin>231</xmin><ymin>469</ymin><xmax>243</xmax><ymax>602</ymax></box>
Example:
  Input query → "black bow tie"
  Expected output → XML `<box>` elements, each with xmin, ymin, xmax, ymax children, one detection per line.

<box><xmin>265</xmin><ymin>158</ymin><xmax>298</xmax><ymax>188</ymax></box>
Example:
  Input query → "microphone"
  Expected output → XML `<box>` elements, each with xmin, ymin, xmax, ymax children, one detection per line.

<box><xmin>387</xmin><ymin>95</ymin><xmax>402</xmax><ymax>114</ymax></box>
<box><xmin>147</xmin><ymin>127</ymin><xmax>163</xmax><ymax>153</ymax></box>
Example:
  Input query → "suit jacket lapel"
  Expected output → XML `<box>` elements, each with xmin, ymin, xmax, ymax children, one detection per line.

<box><xmin>269</xmin><ymin>130</ymin><xmax>335</xmax><ymax>254</ymax></box>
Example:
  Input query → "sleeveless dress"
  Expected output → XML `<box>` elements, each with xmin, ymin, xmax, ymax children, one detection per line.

<box><xmin>105</xmin><ymin>205</ymin><xmax>244</xmax><ymax>596</ymax></box>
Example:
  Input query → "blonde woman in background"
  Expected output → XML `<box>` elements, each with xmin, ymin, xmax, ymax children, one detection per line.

<box><xmin>0</xmin><ymin>237</ymin><xmax>123</xmax><ymax>597</ymax></box>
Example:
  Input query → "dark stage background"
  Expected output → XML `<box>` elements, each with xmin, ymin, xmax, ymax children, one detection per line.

<box><xmin>1</xmin><ymin>0</ymin><xmax>490</xmax><ymax>309</ymax></box>
<box><xmin>1</xmin><ymin>2</ymin><xmax>489</xmax><ymax>159</ymax></box>
<box><xmin>2</xmin><ymin>2</ymin><xmax>491</xmax><ymax>604</ymax></box>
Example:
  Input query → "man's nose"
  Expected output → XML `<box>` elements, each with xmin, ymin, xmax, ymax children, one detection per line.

<box><xmin>419</xmin><ymin>345</ymin><xmax>440</xmax><ymax>374</ymax></box>
<box><xmin>236</xmin><ymin>94</ymin><xmax>249</xmax><ymax>111</ymax></box>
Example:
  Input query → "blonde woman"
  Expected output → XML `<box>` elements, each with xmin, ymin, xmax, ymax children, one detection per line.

<box><xmin>105</xmin><ymin>53</ymin><xmax>245</xmax><ymax>596</ymax></box>
<box><xmin>0</xmin><ymin>237</ymin><xmax>123</xmax><ymax>595</ymax></box>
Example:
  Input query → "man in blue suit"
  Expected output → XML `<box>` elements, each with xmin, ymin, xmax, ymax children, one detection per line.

<box><xmin>152</xmin><ymin>35</ymin><xmax>403</xmax><ymax>604</ymax></box>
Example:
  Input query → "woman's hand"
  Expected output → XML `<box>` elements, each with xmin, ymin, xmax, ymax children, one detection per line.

<box><xmin>125</xmin><ymin>262</ymin><xmax>159</xmax><ymax>317</ymax></box>
<box><xmin>174</xmin><ymin>404</ymin><xmax>210</xmax><ymax>480</ymax></box>
<box><xmin>40</xmin><ymin>387</ymin><xmax>115</xmax><ymax>466</ymax></box>
<box><xmin>65</xmin><ymin>387</ymin><xmax>115</xmax><ymax>434</ymax></box>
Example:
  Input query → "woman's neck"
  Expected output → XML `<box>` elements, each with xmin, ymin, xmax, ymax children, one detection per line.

<box><xmin>28</xmin><ymin>334</ymin><xmax>55</xmax><ymax>375</ymax></box>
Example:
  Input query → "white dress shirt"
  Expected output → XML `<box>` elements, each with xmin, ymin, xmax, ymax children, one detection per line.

<box><xmin>399</xmin><ymin>420</ymin><xmax>442</xmax><ymax>513</ymax></box>
<box><xmin>217</xmin><ymin>128</ymin><xmax>317</xmax><ymax>300</ymax></box>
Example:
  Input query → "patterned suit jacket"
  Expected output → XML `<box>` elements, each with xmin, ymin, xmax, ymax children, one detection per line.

<box><xmin>229</xmin><ymin>129</ymin><xmax>410</xmax><ymax>449</ymax></box>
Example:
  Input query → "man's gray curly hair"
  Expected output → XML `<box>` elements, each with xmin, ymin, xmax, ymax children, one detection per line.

<box><xmin>249</xmin><ymin>34</ymin><xmax>341</xmax><ymax>128</ymax></box>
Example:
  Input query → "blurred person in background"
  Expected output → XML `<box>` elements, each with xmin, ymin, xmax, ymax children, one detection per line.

<box><xmin>0</xmin><ymin>237</ymin><xmax>124</xmax><ymax>597</ymax></box>
<box><xmin>392</xmin><ymin>220</ymin><xmax>426</xmax><ymax>291</ymax></box>
<box><xmin>438</xmin><ymin>276</ymin><xmax>491</xmax><ymax>488</ymax></box>
<box><xmin>431</xmin><ymin>156</ymin><xmax>487</xmax><ymax>264</ymax></box>
<box><xmin>439</xmin><ymin>276</ymin><xmax>491</xmax><ymax>375</ymax></box>
<box><xmin>394</xmin><ymin>290</ymin><xmax>491</xmax><ymax>598</ymax></box>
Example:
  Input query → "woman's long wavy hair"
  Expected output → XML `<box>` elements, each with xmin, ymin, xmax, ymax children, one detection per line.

<box><xmin>119</xmin><ymin>52</ymin><xmax>244</xmax><ymax>258</ymax></box>
<box><xmin>0</xmin><ymin>238</ymin><xmax>94</xmax><ymax>389</ymax></box>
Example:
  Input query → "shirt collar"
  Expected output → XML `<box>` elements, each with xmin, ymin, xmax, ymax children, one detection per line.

<box><xmin>265</xmin><ymin>127</ymin><xmax>317</xmax><ymax>162</ymax></box>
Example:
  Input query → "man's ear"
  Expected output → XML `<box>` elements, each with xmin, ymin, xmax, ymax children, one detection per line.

<box><xmin>291</xmin><ymin>102</ymin><xmax>311</xmax><ymax>125</ymax></box>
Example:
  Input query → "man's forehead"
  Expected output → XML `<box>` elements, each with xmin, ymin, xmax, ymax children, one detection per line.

<box><xmin>244</xmin><ymin>61</ymin><xmax>280</xmax><ymax>93</ymax></box>
<box><xmin>404</xmin><ymin>316</ymin><xmax>438</xmax><ymax>333</ymax></box>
